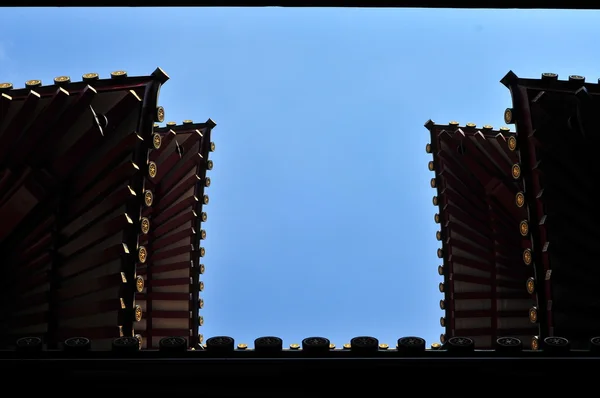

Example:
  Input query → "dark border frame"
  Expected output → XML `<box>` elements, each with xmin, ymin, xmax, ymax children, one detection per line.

<box><xmin>2</xmin><ymin>1</ymin><xmax>599</xmax><ymax>9</ymax></box>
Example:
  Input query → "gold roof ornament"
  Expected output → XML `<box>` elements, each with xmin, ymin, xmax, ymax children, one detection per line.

<box><xmin>523</xmin><ymin>249</ymin><xmax>532</xmax><ymax>265</ymax></box>
<box><xmin>136</xmin><ymin>276</ymin><xmax>145</xmax><ymax>293</ymax></box>
<box><xmin>504</xmin><ymin>108</ymin><xmax>514</xmax><ymax>124</ymax></box>
<box><xmin>541</xmin><ymin>72</ymin><xmax>558</xmax><ymax>80</ymax></box>
<box><xmin>134</xmin><ymin>305</ymin><xmax>142</xmax><ymax>322</ymax></box>
<box><xmin>425</xmin><ymin>143</ymin><xmax>432</xmax><ymax>154</ymax></box>
<box><xmin>436</xmin><ymin>231</ymin><xmax>442</xmax><ymax>241</ymax></box>
<box><xmin>428</xmin><ymin>161</ymin><xmax>435</xmax><ymax>171</ymax></box>
<box><xmin>289</xmin><ymin>343</ymin><xmax>300</xmax><ymax>350</ymax></box>
<box><xmin>343</xmin><ymin>343</ymin><xmax>351</xmax><ymax>349</ymax></box>
<box><xmin>430</xmin><ymin>342</ymin><xmax>441</xmax><ymax>349</ymax></box>
<box><xmin>110</xmin><ymin>70</ymin><xmax>128</xmax><ymax>79</ymax></box>
<box><xmin>199</xmin><ymin>264</ymin><xmax>205</xmax><ymax>274</ymax></box>
<box><xmin>199</xmin><ymin>247</ymin><xmax>206</xmax><ymax>257</ymax></box>
<box><xmin>203</xmin><ymin>195</ymin><xmax>210</xmax><ymax>205</ymax></box>
<box><xmin>466</xmin><ymin>122</ymin><xmax>476</xmax><ymax>128</ymax></box>
<box><xmin>54</xmin><ymin>75</ymin><xmax>71</xmax><ymax>85</ymax></box>
<box><xmin>329</xmin><ymin>343</ymin><xmax>336</xmax><ymax>349</ymax></box>
<box><xmin>201</xmin><ymin>212</ymin><xmax>208</xmax><ymax>222</ymax></box>
<box><xmin>144</xmin><ymin>190</ymin><xmax>154</xmax><ymax>207</ymax></box>
<box><xmin>526</xmin><ymin>277</ymin><xmax>535</xmax><ymax>294</ymax></box>
<box><xmin>199</xmin><ymin>316</ymin><xmax>204</xmax><ymax>326</ymax></box>
<box><xmin>138</xmin><ymin>246</ymin><xmax>148</xmax><ymax>263</ymax></box>
<box><xmin>379</xmin><ymin>343</ymin><xmax>389</xmax><ymax>350</ymax></box>
<box><xmin>438</xmin><ymin>265</ymin><xmax>444</xmax><ymax>275</ymax></box>
<box><xmin>183</xmin><ymin>119</ymin><xmax>193</xmax><ymax>124</ymax></box>
<box><xmin>210</xmin><ymin>142</ymin><xmax>216</xmax><ymax>152</ymax></box>
<box><xmin>430</xmin><ymin>178</ymin><xmax>437</xmax><ymax>188</ymax></box>
<box><xmin>515</xmin><ymin>192</ymin><xmax>525</xmax><ymax>208</ymax></box>
<box><xmin>140</xmin><ymin>217</ymin><xmax>150</xmax><ymax>234</ymax></box>
<box><xmin>135</xmin><ymin>334</ymin><xmax>143</xmax><ymax>350</ymax></box>
<box><xmin>204</xmin><ymin>177</ymin><xmax>211</xmax><ymax>187</ymax></box>
<box><xmin>439</xmin><ymin>282</ymin><xmax>444</xmax><ymax>293</ymax></box>
<box><xmin>507</xmin><ymin>136</ymin><xmax>517</xmax><ymax>151</ymax></box>
<box><xmin>449</xmin><ymin>120</ymin><xmax>459</xmax><ymax>127</ymax></box>
<box><xmin>148</xmin><ymin>161</ymin><xmax>158</xmax><ymax>178</ymax></box>
<box><xmin>82</xmin><ymin>72</ymin><xmax>99</xmax><ymax>81</ymax></box>
<box><xmin>529</xmin><ymin>307</ymin><xmax>538</xmax><ymax>323</ymax></box>
<box><xmin>0</xmin><ymin>82</ymin><xmax>13</xmax><ymax>90</ymax></box>
<box><xmin>519</xmin><ymin>220</ymin><xmax>529</xmax><ymax>236</ymax></box>
<box><xmin>437</xmin><ymin>248</ymin><xmax>443</xmax><ymax>258</ymax></box>
<box><xmin>434</xmin><ymin>213</ymin><xmax>440</xmax><ymax>223</ymax></box>
<box><xmin>511</xmin><ymin>164</ymin><xmax>521</xmax><ymax>179</ymax></box>
<box><xmin>237</xmin><ymin>343</ymin><xmax>248</xmax><ymax>350</ymax></box>
<box><xmin>439</xmin><ymin>299</ymin><xmax>445</xmax><ymax>310</ymax></box>
<box><xmin>152</xmin><ymin>133</ymin><xmax>162</xmax><ymax>150</ymax></box>
<box><xmin>531</xmin><ymin>336</ymin><xmax>539</xmax><ymax>350</ymax></box>
<box><xmin>25</xmin><ymin>79</ymin><xmax>42</xmax><ymax>88</ymax></box>
<box><xmin>207</xmin><ymin>160</ymin><xmax>214</xmax><ymax>170</ymax></box>
<box><xmin>482</xmin><ymin>124</ymin><xmax>493</xmax><ymax>130</ymax></box>
<box><xmin>440</xmin><ymin>317</ymin><xmax>445</xmax><ymax>327</ymax></box>
<box><xmin>156</xmin><ymin>106</ymin><xmax>165</xmax><ymax>123</ymax></box>
<box><xmin>166</xmin><ymin>121</ymin><xmax>177</xmax><ymax>127</ymax></box>
<box><xmin>432</xmin><ymin>196</ymin><xmax>438</xmax><ymax>206</ymax></box>
<box><xmin>200</xmin><ymin>229</ymin><xmax>207</xmax><ymax>240</ymax></box>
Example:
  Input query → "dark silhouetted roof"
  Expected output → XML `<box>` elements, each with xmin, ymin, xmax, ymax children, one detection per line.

<box><xmin>0</xmin><ymin>68</ymin><xmax>168</xmax><ymax>349</ymax></box>
<box><xmin>501</xmin><ymin>71</ymin><xmax>600</xmax><ymax>348</ymax></box>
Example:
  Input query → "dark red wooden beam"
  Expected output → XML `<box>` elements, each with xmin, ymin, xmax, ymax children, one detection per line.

<box><xmin>454</xmin><ymin>309</ymin><xmax>527</xmax><ymax>318</ymax></box>
<box><xmin>454</xmin><ymin>291</ymin><xmax>530</xmax><ymax>300</ymax></box>
<box><xmin>144</xmin><ymin>311</ymin><xmax>190</xmax><ymax>319</ymax></box>
<box><xmin>453</xmin><ymin>273</ymin><xmax>522</xmax><ymax>289</ymax></box>
<box><xmin>146</xmin><ymin>278</ymin><xmax>191</xmax><ymax>288</ymax></box>
<box><xmin>449</xmin><ymin>254</ymin><xmax>525</xmax><ymax>279</ymax></box>
<box><xmin>137</xmin><ymin>260</ymin><xmax>191</xmax><ymax>275</ymax></box>
<box><xmin>137</xmin><ymin>292</ymin><xmax>190</xmax><ymax>301</ymax></box>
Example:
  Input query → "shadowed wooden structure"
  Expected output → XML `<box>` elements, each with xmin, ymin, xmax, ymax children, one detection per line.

<box><xmin>501</xmin><ymin>71</ymin><xmax>600</xmax><ymax>349</ymax></box>
<box><xmin>0</xmin><ymin>69</ymin><xmax>169</xmax><ymax>349</ymax></box>
<box><xmin>135</xmin><ymin>120</ymin><xmax>216</xmax><ymax>349</ymax></box>
<box><xmin>425</xmin><ymin>121</ymin><xmax>538</xmax><ymax>348</ymax></box>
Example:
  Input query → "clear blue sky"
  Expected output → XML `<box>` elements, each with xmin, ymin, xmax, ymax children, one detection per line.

<box><xmin>1</xmin><ymin>7</ymin><xmax>598</xmax><ymax>348</ymax></box>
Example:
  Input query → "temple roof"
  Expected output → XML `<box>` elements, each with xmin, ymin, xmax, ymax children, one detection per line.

<box><xmin>425</xmin><ymin>120</ymin><xmax>537</xmax><ymax>348</ymax></box>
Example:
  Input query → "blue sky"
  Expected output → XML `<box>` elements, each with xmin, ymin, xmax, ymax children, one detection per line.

<box><xmin>1</xmin><ymin>7</ymin><xmax>598</xmax><ymax>348</ymax></box>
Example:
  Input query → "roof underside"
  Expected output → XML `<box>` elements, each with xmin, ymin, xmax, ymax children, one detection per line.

<box><xmin>0</xmin><ymin>69</ymin><xmax>167</xmax><ymax>349</ymax></box>
<box><xmin>426</xmin><ymin>121</ymin><xmax>537</xmax><ymax>348</ymax></box>
<box><xmin>135</xmin><ymin>120</ymin><xmax>215</xmax><ymax>349</ymax></box>
<box><xmin>502</xmin><ymin>72</ymin><xmax>600</xmax><ymax>348</ymax></box>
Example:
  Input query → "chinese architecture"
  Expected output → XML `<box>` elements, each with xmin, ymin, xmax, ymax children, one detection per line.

<box><xmin>425</xmin><ymin>121</ymin><xmax>537</xmax><ymax>349</ymax></box>
<box><xmin>135</xmin><ymin>120</ymin><xmax>216</xmax><ymax>349</ymax></box>
<box><xmin>0</xmin><ymin>69</ymin><xmax>215</xmax><ymax>351</ymax></box>
<box><xmin>501</xmin><ymin>71</ymin><xmax>600</xmax><ymax>349</ymax></box>
<box><xmin>428</xmin><ymin>71</ymin><xmax>600</xmax><ymax>350</ymax></box>
<box><xmin>1</xmin><ymin>68</ymin><xmax>600</xmax><ymax>392</ymax></box>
